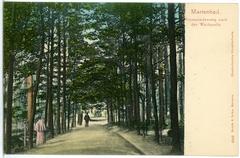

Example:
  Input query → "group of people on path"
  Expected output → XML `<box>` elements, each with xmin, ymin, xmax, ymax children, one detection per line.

<box><xmin>34</xmin><ymin>112</ymin><xmax>91</xmax><ymax>146</ymax></box>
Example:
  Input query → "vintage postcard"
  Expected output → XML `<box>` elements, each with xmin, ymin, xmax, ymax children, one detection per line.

<box><xmin>1</xmin><ymin>1</ymin><xmax>239</xmax><ymax>156</ymax></box>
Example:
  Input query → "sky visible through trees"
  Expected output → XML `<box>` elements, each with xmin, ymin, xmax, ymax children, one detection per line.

<box><xmin>3</xmin><ymin>2</ymin><xmax>184</xmax><ymax>154</ymax></box>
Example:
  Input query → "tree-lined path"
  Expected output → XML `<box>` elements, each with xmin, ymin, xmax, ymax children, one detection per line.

<box><xmin>4</xmin><ymin>2</ymin><xmax>184</xmax><ymax>155</ymax></box>
<box><xmin>24</xmin><ymin>120</ymin><xmax>141</xmax><ymax>155</ymax></box>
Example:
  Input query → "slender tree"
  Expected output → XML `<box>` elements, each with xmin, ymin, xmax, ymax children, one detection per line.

<box><xmin>62</xmin><ymin>12</ymin><xmax>67</xmax><ymax>132</ymax></box>
<box><xmin>168</xmin><ymin>3</ymin><xmax>181</xmax><ymax>152</ymax></box>
<box><xmin>5</xmin><ymin>3</ymin><xmax>15</xmax><ymax>153</ymax></box>
<box><xmin>48</xmin><ymin>9</ymin><xmax>55</xmax><ymax>138</ymax></box>
<box><xmin>57</xmin><ymin>11</ymin><xmax>62</xmax><ymax>134</ymax></box>
<box><xmin>29</xmin><ymin>5</ymin><xmax>45</xmax><ymax>148</ymax></box>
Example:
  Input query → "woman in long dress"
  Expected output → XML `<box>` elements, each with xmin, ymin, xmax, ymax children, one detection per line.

<box><xmin>34</xmin><ymin>118</ymin><xmax>46</xmax><ymax>145</ymax></box>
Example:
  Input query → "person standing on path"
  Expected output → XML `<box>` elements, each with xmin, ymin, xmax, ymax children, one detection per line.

<box><xmin>84</xmin><ymin>112</ymin><xmax>90</xmax><ymax>127</ymax></box>
<box><xmin>34</xmin><ymin>117</ymin><xmax>46</xmax><ymax>145</ymax></box>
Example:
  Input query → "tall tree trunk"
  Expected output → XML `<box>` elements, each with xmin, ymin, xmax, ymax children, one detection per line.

<box><xmin>5</xmin><ymin>53</ymin><xmax>14</xmax><ymax>153</ymax></box>
<box><xmin>29</xmin><ymin>36</ymin><xmax>44</xmax><ymax>148</ymax></box>
<box><xmin>78</xmin><ymin>106</ymin><xmax>83</xmax><ymax>125</ymax></box>
<box><xmin>168</xmin><ymin>3</ymin><xmax>181</xmax><ymax>152</ymax></box>
<box><xmin>178</xmin><ymin>49</ymin><xmax>184</xmax><ymax>122</ymax></box>
<box><xmin>45</xmin><ymin>37</ymin><xmax>50</xmax><ymax>126</ymax></box>
<box><xmin>62</xmin><ymin>16</ymin><xmax>67</xmax><ymax>133</ymax></box>
<box><xmin>48</xmin><ymin>10</ymin><xmax>54</xmax><ymax>138</ymax></box>
<box><xmin>29</xmin><ymin>6</ymin><xmax>45</xmax><ymax>148</ymax></box>
<box><xmin>179</xmin><ymin>3</ymin><xmax>185</xmax><ymax>123</ymax></box>
<box><xmin>158</xmin><ymin>48</ymin><xmax>165</xmax><ymax>141</ymax></box>
<box><xmin>128</xmin><ymin>57</ymin><xmax>133</xmax><ymax>127</ymax></box>
<box><xmin>123</xmin><ymin>71</ymin><xmax>127</xmax><ymax>125</ymax></box>
<box><xmin>162</xmin><ymin>5</ymin><xmax>170</xmax><ymax>120</ymax></box>
<box><xmin>26</xmin><ymin>75</ymin><xmax>33</xmax><ymax>147</ymax></box>
<box><xmin>164</xmin><ymin>50</ymin><xmax>169</xmax><ymax>120</ymax></box>
<box><xmin>149</xmin><ymin>7</ymin><xmax>159</xmax><ymax>143</ymax></box>
<box><xmin>45</xmin><ymin>9</ymin><xmax>51</xmax><ymax>126</ymax></box>
<box><xmin>117</xmin><ymin>98</ymin><xmax>121</xmax><ymax>125</ymax></box>
<box><xmin>110</xmin><ymin>98</ymin><xmax>114</xmax><ymax>123</ymax></box>
<box><xmin>67</xmin><ymin>96</ymin><xmax>71</xmax><ymax>130</ymax></box>
<box><xmin>149</xmin><ymin>42</ymin><xmax>159</xmax><ymax>144</ymax></box>
<box><xmin>106</xmin><ymin>100</ymin><xmax>110</xmax><ymax>123</ymax></box>
<box><xmin>72</xmin><ymin>103</ymin><xmax>76</xmax><ymax>127</ymax></box>
<box><xmin>141</xmin><ymin>72</ymin><xmax>146</xmax><ymax>136</ymax></box>
<box><xmin>5</xmin><ymin>3</ymin><xmax>15</xmax><ymax>153</ymax></box>
<box><xmin>57</xmin><ymin>14</ymin><xmax>61</xmax><ymax>134</ymax></box>
<box><xmin>145</xmin><ymin>50</ymin><xmax>151</xmax><ymax>135</ymax></box>
<box><xmin>119</xmin><ymin>60</ymin><xmax>125</xmax><ymax>125</ymax></box>
<box><xmin>133</xmin><ymin>36</ymin><xmax>140</xmax><ymax>135</ymax></box>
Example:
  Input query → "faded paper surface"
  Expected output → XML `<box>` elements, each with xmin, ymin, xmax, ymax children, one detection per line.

<box><xmin>185</xmin><ymin>3</ymin><xmax>238</xmax><ymax>155</ymax></box>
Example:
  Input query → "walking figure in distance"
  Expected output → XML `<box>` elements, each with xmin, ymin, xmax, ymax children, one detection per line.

<box><xmin>84</xmin><ymin>112</ymin><xmax>90</xmax><ymax>127</ymax></box>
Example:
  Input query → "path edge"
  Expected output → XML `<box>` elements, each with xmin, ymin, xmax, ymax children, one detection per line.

<box><xmin>115</xmin><ymin>132</ymin><xmax>147</xmax><ymax>155</ymax></box>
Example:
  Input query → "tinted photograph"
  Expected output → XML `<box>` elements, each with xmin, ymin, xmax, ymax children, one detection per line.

<box><xmin>3</xmin><ymin>2</ymin><xmax>184</xmax><ymax>155</ymax></box>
